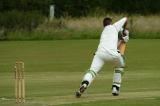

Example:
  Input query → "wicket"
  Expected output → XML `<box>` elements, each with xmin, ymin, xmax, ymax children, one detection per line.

<box><xmin>14</xmin><ymin>61</ymin><xmax>25</xmax><ymax>103</ymax></box>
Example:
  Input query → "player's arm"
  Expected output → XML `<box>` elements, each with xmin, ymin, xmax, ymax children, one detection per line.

<box><xmin>117</xmin><ymin>18</ymin><xmax>129</xmax><ymax>55</ymax></box>
<box><xmin>113</xmin><ymin>17</ymin><xmax>128</xmax><ymax>32</ymax></box>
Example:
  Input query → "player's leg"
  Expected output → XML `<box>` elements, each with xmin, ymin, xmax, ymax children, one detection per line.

<box><xmin>112</xmin><ymin>39</ymin><xmax>127</xmax><ymax>96</ymax></box>
<box><xmin>76</xmin><ymin>53</ymin><xmax>105</xmax><ymax>98</ymax></box>
<box><xmin>82</xmin><ymin>54</ymin><xmax>105</xmax><ymax>86</ymax></box>
<box><xmin>112</xmin><ymin>54</ymin><xmax>125</xmax><ymax>96</ymax></box>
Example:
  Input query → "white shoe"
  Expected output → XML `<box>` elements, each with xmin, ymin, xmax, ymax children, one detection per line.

<box><xmin>112</xmin><ymin>85</ymin><xmax>120</xmax><ymax>96</ymax></box>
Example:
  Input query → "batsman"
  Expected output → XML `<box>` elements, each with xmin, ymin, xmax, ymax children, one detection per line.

<box><xmin>76</xmin><ymin>17</ymin><xmax>129</xmax><ymax>97</ymax></box>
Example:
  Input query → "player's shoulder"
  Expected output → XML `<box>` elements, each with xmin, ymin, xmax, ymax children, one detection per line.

<box><xmin>104</xmin><ymin>25</ymin><xmax>114</xmax><ymax>28</ymax></box>
<box><xmin>102</xmin><ymin>25</ymin><xmax>116</xmax><ymax>34</ymax></box>
<box><xmin>103</xmin><ymin>25</ymin><xmax>114</xmax><ymax>31</ymax></box>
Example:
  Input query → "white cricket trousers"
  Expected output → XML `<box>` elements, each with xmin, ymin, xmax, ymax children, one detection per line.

<box><xmin>82</xmin><ymin>50</ymin><xmax>125</xmax><ymax>87</ymax></box>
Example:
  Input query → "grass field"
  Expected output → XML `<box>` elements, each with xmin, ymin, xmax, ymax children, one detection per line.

<box><xmin>0</xmin><ymin>39</ymin><xmax>160</xmax><ymax>106</ymax></box>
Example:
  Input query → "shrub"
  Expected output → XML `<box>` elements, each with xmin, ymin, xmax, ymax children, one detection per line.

<box><xmin>0</xmin><ymin>10</ymin><xmax>45</xmax><ymax>31</ymax></box>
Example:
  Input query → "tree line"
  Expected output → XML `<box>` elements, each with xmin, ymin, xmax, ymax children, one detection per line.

<box><xmin>0</xmin><ymin>0</ymin><xmax>160</xmax><ymax>17</ymax></box>
<box><xmin>0</xmin><ymin>0</ymin><xmax>160</xmax><ymax>31</ymax></box>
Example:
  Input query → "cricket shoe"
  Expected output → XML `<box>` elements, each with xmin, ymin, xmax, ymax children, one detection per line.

<box><xmin>112</xmin><ymin>85</ymin><xmax>120</xmax><ymax>96</ymax></box>
<box><xmin>75</xmin><ymin>84</ymin><xmax>87</xmax><ymax>98</ymax></box>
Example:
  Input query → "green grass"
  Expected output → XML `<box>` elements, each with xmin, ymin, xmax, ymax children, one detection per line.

<box><xmin>0</xmin><ymin>39</ymin><xmax>160</xmax><ymax>106</ymax></box>
<box><xmin>6</xmin><ymin>28</ymin><xmax>101</xmax><ymax>40</ymax></box>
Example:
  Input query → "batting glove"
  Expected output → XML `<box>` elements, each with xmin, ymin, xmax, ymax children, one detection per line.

<box><xmin>122</xmin><ymin>29</ymin><xmax>129</xmax><ymax>43</ymax></box>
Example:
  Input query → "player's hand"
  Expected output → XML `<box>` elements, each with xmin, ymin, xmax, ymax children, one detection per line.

<box><xmin>122</xmin><ymin>35</ymin><xmax>129</xmax><ymax>43</ymax></box>
<box><xmin>122</xmin><ymin>29</ymin><xmax>129</xmax><ymax>43</ymax></box>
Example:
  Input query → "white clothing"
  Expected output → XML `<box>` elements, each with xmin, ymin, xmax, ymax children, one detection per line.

<box><xmin>90</xmin><ymin>17</ymin><xmax>127</xmax><ymax>73</ymax></box>
<box><xmin>82</xmin><ymin>17</ymin><xmax>127</xmax><ymax>86</ymax></box>
<box><xmin>97</xmin><ymin>17</ymin><xmax>127</xmax><ymax>55</ymax></box>
<box><xmin>90</xmin><ymin>51</ymin><xmax>125</xmax><ymax>74</ymax></box>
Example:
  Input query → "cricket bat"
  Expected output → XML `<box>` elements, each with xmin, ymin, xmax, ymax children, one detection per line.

<box><xmin>118</xmin><ymin>28</ymin><xmax>129</xmax><ymax>55</ymax></box>
<box><xmin>118</xmin><ymin>40</ymin><xmax>126</xmax><ymax>55</ymax></box>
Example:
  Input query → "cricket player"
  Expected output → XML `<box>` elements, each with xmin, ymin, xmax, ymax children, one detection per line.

<box><xmin>76</xmin><ymin>17</ymin><xmax>129</xmax><ymax>97</ymax></box>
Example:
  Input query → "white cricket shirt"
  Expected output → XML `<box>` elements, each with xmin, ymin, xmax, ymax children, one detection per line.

<box><xmin>97</xmin><ymin>17</ymin><xmax>127</xmax><ymax>54</ymax></box>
